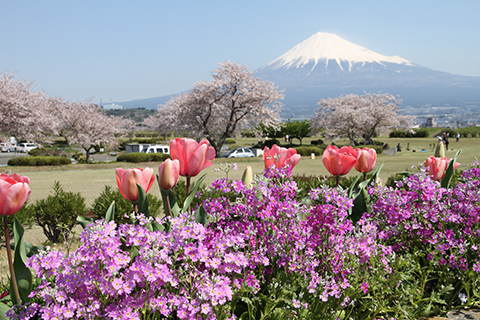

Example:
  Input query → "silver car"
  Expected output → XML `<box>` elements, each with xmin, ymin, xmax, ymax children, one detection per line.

<box><xmin>223</xmin><ymin>148</ymin><xmax>255</xmax><ymax>158</ymax></box>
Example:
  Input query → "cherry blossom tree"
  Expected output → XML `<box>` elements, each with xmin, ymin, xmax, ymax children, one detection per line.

<box><xmin>311</xmin><ymin>93</ymin><xmax>413</xmax><ymax>145</ymax></box>
<box><xmin>154</xmin><ymin>61</ymin><xmax>284</xmax><ymax>155</ymax></box>
<box><xmin>52</xmin><ymin>100</ymin><xmax>123</xmax><ymax>163</ymax></box>
<box><xmin>117</xmin><ymin>117</ymin><xmax>138</xmax><ymax>143</ymax></box>
<box><xmin>143</xmin><ymin>104</ymin><xmax>177</xmax><ymax>143</ymax></box>
<box><xmin>0</xmin><ymin>72</ymin><xmax>56</xmax><ymax>143</ymax></box>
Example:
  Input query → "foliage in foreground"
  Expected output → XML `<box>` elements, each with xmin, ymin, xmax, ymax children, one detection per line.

<box><xmin>90</xmin><ymin>185</ymin><xmax>163</xmax><ymax>224</ymax></box>
<box><xmin>32</xmin><ymin>181</ymin><xmax>87</xmax><ymax>243</ymax></box>
<box><xmin>5</xmin><ymin>163</ymin><xmax>480</xmax><ymax>319</ymax></box>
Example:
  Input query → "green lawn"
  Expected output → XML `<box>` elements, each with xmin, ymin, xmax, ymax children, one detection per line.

<box><xmin>1</xmin><ymin>135</ymin><xmax>478</xmax><ymax>207</ymax></box>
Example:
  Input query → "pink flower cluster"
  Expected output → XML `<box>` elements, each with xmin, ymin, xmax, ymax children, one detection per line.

<box><xmin>8</xmin><ymin>161</ymin><xmax>480</xmax><ymax>319</ymax></box>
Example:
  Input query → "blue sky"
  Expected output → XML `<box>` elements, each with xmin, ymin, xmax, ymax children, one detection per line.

<box><xmin>1</xmin><ymin>0</ymin><xmax>479</xmax><ymax>104</ymax></box>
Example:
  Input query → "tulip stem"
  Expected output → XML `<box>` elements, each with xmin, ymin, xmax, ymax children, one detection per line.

<box><xmin>133</xmin><ymin>204</ymin><xmax>138</xmax><ymax>214</ymax></box>
<box><xmin>335</xmin><ymin>175</ymin><xmax>340</xmax><ymax>187</ymax></box>
<box><xmin>186</xmin><ymin>176</ymin><xmax>191</xmax><ymax>196</ymax></box>
<box><xmin>186</xmin><ymin>176</ymin><xmax>191</xmax><ymax>212</ymax></box>
<box><xmin>363</xmin><ymin>172</ymin><xmax>367</xmax><ymax>181</ymax></box>
<box><xmin>165</xmin><ymin>193</ymin><xmax>172</xmax><ymax>217</ymax></box>
<box><xmin>4</xmin><ymin>216</ymin><xmax>21</xmax><ymax>304</ymax></box>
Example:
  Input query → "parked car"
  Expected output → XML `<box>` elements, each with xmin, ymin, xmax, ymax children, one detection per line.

<box><xmin>140</xmin><ymin>145</ymin><xmax>170</xmax><ymax>154</ymax></box>
<box><xmin>1</xmin><ymin>143</ymin><xmax>18</xmax><ymax>152</ymax></box>
<box><xmin>222</xmin><ymin>148</ymin><xmax>255</xmax><ymax>158</ymax></box>
<box><xmin>17</xmin><ymin>143</ymin><xmax>38</xmax><ymax>153</ymax></box>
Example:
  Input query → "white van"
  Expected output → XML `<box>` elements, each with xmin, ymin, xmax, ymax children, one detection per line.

<box><xmin>140</xmin><ymin>145</ymin><xmax>170</xmax><ymax>154</ymax></box>
<box><xmin>18</xmin><ymin>143</ymin><xmax>38</xmax><ymax>153</ymax></box>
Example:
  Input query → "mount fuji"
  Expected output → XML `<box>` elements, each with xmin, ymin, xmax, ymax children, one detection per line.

<box><xmin>254</xmin><ymin>32</ymin><xmax>480</xmax><ymax>119</ymax></box>
<box><xmin>116</xmin><ymin>32</ymin><xmax>480</xmax><ymax>121</ymax></box>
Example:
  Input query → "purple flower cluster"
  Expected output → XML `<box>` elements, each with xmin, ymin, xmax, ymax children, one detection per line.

<box><xmin>12</xmin><ymin>214</ymin><xmax>245</xmax><ymax>319</ymax></box>
<box><xmin>8</xmin><ymin>164</ymin><xmax>480</xmax><ymax>319</ymax></box>
<box><xmin>367</xmin><ymin>167</ymin><xmax>480</xmax><ymax>271</ymax></box>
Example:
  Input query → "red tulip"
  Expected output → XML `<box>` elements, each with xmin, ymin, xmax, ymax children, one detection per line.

<box><xmin>354</xmin><ymin>147</ymin><xmax>377</xmax><ymax>173</ymax></box>
<box><xmin>322</xmin><ymin>145</ymin><xmax>357</xmax><ymax>176</ymax></box>
<box><xmin>169</xmin><ymin>138</ymin><xmax>216</xmax><ymax>177</ymax></box>
<box><xmin>263</xmin><ymin>144</ymin><xmax>301</xmax><ymax>170</ymax></box>
<box><xmin>0</xmin><ymin>173</ymin><xmax>31</xmax><ymax>216</ymax></box>
<box><xmin>158</xmin><ymin>159</ymin><xmax>180</xmax><ymax>191</ymax></box>
<box><xmin>115</xmin><ymin>167</ymin><xmax>155</xmax><ymax>202</ymax></box>
<box><xmin>424</xmin><ymin>156</ymin><xmax>460</xmax><ymax>181</ymax></box>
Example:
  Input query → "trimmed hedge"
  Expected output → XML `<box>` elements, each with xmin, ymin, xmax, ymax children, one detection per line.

<box><xmin>294</xmin><ymin>146</ymin><xmax>325</xmax><ymax>156</ymax></box>
<box><xmin>389</xmin><ymin>128</ymin><xmax>429</xmax><ymax>138</ymax></box>
<box><xmin>8</xmin><ymin>156</ymin><xmax>71</xmax><ymax>166</ymax></box>
<box><xmin>116</xmin><ymin>152</ymin><xmax>170</xmax><ymax>163</ymax></box>
<box><xmin>310</xmin><ymin>139</ymin><xmax>324</xmax><ymax>145</ymax></box>
<box><xmin>295</xmin><ymin>144</ymin><xmax>383</xmax><ymax>157</ymax></box>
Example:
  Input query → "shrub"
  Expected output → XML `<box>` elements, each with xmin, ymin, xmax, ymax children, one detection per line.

<box><xmin>149</xmin><ymin>153</ymin><xmax>170</xmax><ymax>162</ymax></box>
<box><xmin>225</xmin><ymin>138</ymin><xmax>236</xmax><ymax>144</ymax></box>
<box><xmin>89</xmin><ymin>185</ymin><xmax>163</xmax><ymax>224</ymax></box>
<box><xmin>252</xmin><ymin>139</ymin><xmax>281</xmax><ymax>149</ymax></box>
<box><xmin>389</xmin><ymin>128</ymin><xmax>429</xmax><ymax>138</ymax></box>
<box><xmin>7</xmin><ymin>156</ymin><xmax>71</xmax><ymax>166</ymax></box>
<box><xmin>310</xmin><ymin>139</ymin><xmax>324</xmax><ymax>145</ymax></box>
<box><xmin>293</xmin><ymin>146</ymin><xmax>324</xmax><ymax>156</ymax></box>
<box><xmin>71</xmin><ymin>152</ymin><xmax>86</xmax><ymax>163</ymax></box>
<box><xmin>116</xmin><ymin>152</ymin><xmax>170</xmax><ymax>163</ymax></box>
<box><xmin>32</xmin><ymin>181</ymin><xmax>87</xmax><ymax>243</ymax></box>
<box><xmin>134</xmin><ymin>138</ymin><xmax>158</xmax><ymax>144</ymax></box>
<box><xmin>28</xmin><ymin>148</ymin><xmax>69</xmax><ymax>157</ymax></box>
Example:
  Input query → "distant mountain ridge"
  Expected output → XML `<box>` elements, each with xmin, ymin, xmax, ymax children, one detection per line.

<box><xmin>115</xmin><ymin>32</ymin><xmax>480</xmax><ymax>119</ymax></box>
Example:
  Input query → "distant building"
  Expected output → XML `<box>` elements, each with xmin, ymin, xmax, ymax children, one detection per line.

<box><xmin>102</xmin><ymin>103</ymin><xmax>123</xmax><ymax>110</ymax></box>
<box><xmin>422</xmin><ymin>117</ymin><xmax>436</xmax><ymax>128</ymax></box>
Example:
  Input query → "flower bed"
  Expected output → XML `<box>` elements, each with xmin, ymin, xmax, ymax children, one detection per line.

<box><xmin>2</xmin><ymin>140</ymin><xmax>479</xmax><ymax>319</ymax></box>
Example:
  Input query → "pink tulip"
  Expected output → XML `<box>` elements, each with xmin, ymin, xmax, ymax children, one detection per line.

<box><xmin>263</xmin><ymin>144</ymin><xmax>301</xmax><ymax>170</ymax></box>
<box><xmin>0</xmin><ymin>173</ymin><xmax>31</xmax><ymax>216</ymax></box>
<box><xmin>158</xmin><ymin>159</ymin><xmax>180</xmax><ymax>191</ymax></box>
<box><xmin>322</xmin><ymin>145</ymin><xmax>357</xmax><ymax>176</ymax></box>
<box><xmin>169</xmin><ymin>138</ymin><xmax>216</xmax><ymax>177</ymax></box>
<box><xmin>424</xmin><ymin>156</ymin><xmax>460</xmax><ymax>181</ymax></box>
<box><xmin>354</xmin><ymin>147</ymin><xmax>377</xmax><ymax>173</ymax></box>
<box><xmin>115</xmin><ymin>167</ymin><xmax>155</xmax><ymax>202</ymax></box>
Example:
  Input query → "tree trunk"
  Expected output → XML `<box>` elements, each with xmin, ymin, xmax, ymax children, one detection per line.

<box><xmin>84</xmin><ymin>147</ymin><xmax>92</xmax><ymax>164</ymax></box>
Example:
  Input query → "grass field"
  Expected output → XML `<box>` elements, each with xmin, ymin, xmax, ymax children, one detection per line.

<box><xmin>0</xmin><ymin>134</ymin><xmax>477</xmax><ymax>207</ymax></box>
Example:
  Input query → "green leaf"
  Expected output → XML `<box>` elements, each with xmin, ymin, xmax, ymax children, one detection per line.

<box><xmin>350</xmin><ymin>187</ymin><xmax>369</xmax><ymax>225</ymax></box>
<box><xmin>77</xmin><ymin>215</ymin><xmax>95</xmax><ymax>229</ymax></box>
<box><xmin>105</xmin><ymin>201</ymin><xmax>115</xmax><ymax>223</ymax></box>
<box><xmin>0</xmin><ymin>303</ymin><xmax>11</xmax><ymax>320</ymax></box>
<box><xmin>194</xmin><ymin>206</ymin><xmax>209</xmax><ymax>226</ymax></box>
<box><xmin>348</xmin><ymin>172</ymin><xmax>363</xmax><ymax>198</ymax></box>
<box><xmin>11</xmin><ymin>218</ymin><xmax>32</xmax><ymax>305</ymax></box>
<box><xmin>181</xmin><ymin>174</ymin><xmax>207</xmax><ymax>213</ymax></box>
<box><xmin>136</xmin><ymin>184</ymin><xmax>150</xmax><ymax>217</ymax></box>
<box><xmin>370</xmin><ymin>161</ymin><xmax>384</xmax><ymax>184</ymax></box>
<box><xmin>441</xmin><ymin>149</ymin><xmax>461</xmax><ymax>189</ymax></box>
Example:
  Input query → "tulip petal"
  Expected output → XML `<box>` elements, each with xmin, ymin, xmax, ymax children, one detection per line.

<box><xmin>0</xmin><ymin>182</ymin><xmax>31</xmax><ymax>215</ymax></box>
<box><xmin>263</xmin><ymin>146</ymin><xmax>275</xmax><ymax>169</ymax></box>
<box><xmin>158</xmin><ymin>159</ymin><xmax>180</xmax><ymax>190</ymax></box>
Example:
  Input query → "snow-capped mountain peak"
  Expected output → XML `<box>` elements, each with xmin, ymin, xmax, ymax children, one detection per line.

<box><xmin>266</xmin><ymin>32</ymin><xmax>414</xmax><ymax>72</ymax></box>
